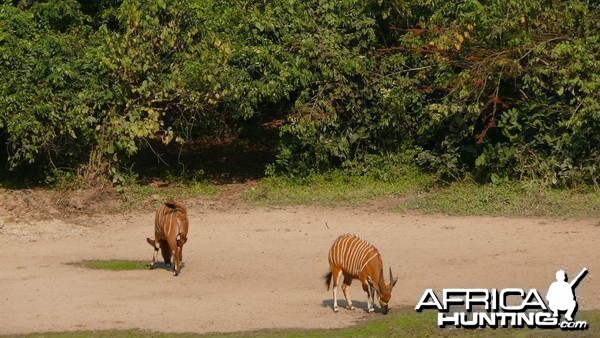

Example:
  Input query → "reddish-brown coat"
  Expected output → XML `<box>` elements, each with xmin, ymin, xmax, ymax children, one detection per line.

<box><xmin>325</xmin><ymin>234</ymin><xmax>397</xmax><ymax>314</ymax></box>
<box><xmin>146</xmin><ymin>200</ymin><xmax>189</xmax><ymax>276</ymax></box>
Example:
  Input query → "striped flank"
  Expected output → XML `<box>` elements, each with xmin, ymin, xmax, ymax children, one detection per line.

<box><xmin>328</xmin><ymin>234</ymin><xmax>380</xmax><ymax>277</ymax></box>
<box><xmin>154</xmin><ymin>202</ymin><xmax>186</xmax><ymax>239</ymax></box>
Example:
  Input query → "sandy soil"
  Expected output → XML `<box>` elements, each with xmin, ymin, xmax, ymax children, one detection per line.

<box><xmin>1</xmin><ymin>202</ymin><xmax>599</xmax><ymax>335</ymax></box>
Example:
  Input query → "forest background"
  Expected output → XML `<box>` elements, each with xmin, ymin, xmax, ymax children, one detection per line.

<box><xmin>0</xmin><ymin>0</ymin><xmax>598</xmax><ymax>191</ymax></box>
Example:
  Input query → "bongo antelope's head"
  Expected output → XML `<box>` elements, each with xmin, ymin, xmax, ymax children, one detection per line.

<box><xmin>367</xmin><ymin>267</ymin><xmax>398</xmax><ymax>315</ymax></box>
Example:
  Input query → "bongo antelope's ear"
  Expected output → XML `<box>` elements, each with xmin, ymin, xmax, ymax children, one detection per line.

<box><xmin>146</xmin><ymin>238</ymin><xmax>156</xmax><ymax>247</ymax></box>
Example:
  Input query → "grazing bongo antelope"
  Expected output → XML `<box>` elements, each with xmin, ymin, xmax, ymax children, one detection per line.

<box><xmin>325</xmin><ymin>234</ymin><xmax>398</xmax><ymax>314</ymax></box>
<box><xmin>146</xmin><ymin>200</ymin><xmax>189</xmax><ymax>276</ymax></box>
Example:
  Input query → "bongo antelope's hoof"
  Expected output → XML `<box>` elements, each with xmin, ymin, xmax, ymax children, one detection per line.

<box><xmin>368</xmin><ymin>308</ymin><xmax>375</xmax><ymax>313</ymax></box>
<box><xmin>148</xmin><ymin>264</ymin><xmax>154</xmax><ymax>270</ymax></box>
<box><xmin>347</xmin><ymin>305</ymin><xmax>355</xmax><ymax>310</ymax></box>
<box><xmin>333</xmin><ymin>306</ymin><xmax>339</xmax><ymax>312</ymax></box>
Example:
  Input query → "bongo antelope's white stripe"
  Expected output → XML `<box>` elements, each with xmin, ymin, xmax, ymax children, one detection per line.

<box><xmin>150</xmin><ymin>201</ymin><xmax>189</xmax><ymax>276</ymax></box>
<box><xmin>329</xmin><ymin>234</ymin><xmax>380</xmax><ymax>277</ymax></box>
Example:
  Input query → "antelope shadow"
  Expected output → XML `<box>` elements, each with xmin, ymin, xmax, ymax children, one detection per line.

<box><xmin>321</xmin><ymin>299</ymin><xmax>384</xmax><ymax>314</ymax></box>
<box><xmin>148</xmin><ymin>261</ymin><xmax>186</xmax><ymax>272</ymax></box>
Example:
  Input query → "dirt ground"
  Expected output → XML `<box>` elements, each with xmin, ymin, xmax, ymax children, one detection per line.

<box><xmin>1</xmin><ymin>192</ymin><xmax>599</xmax><ymax>335</ymax></box>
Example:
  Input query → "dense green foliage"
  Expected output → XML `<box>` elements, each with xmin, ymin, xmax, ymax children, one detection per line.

<box><xmin>0</xmin><ymin>0</ymin><xmax>598</xmax><ymax>186</ymax></box>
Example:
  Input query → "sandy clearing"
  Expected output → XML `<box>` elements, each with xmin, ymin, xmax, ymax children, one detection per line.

<box><xmin>0</xmin><ymin>205</ymin><xmax>599</xmax><ymax>334</ymax></box>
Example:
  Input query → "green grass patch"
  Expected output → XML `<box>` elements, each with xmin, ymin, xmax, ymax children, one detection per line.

<box><xmin>244</xmin><ymin>170</ymin><xmax>598</xmax><ymax>218</ymax></box>
<box><xmin>13</xmin><ymin>310</ymin><xmax>600</xmax><ymax>337</ymax></box>
<box><xmin>71</xmin><ymin>260</ymin><xmax>148</xmax><ymax>271</ymax></box>
<box><xmin>118</xmin><ymin>181</ymin><xmax>220</xmax><ymax>211</ymax></box>
<box><xmin>245</xmin><ymin>167</ymin><xmax>434</xmax><ymax>206</ymax></box>
<box><xmin>398</xmin><ymin>181</ymin><xmax>600</xmax><ymax>218</ymax></box>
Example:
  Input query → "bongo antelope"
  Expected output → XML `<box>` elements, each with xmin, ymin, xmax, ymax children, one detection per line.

<box><xmin>146</xmin><ymin>200</ymin><xmax>189</xmax><ymax>276</ymax></box>
<box><xmin>325</xmin><ymin>234</ymin><xmax>398</xmax><ymax>314</ymax></box>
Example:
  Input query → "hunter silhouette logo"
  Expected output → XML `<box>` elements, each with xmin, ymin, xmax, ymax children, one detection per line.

<box><xmin>546</xmin><ymin>268</ymin><xmax>588</xmax><ymax>322</ymax></box>
<box><xmin>415</xmin><ymin>267</ymin><xmax>589</xmax><ymax>330</ymax></box>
